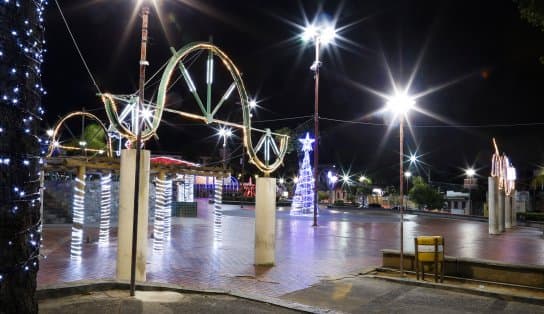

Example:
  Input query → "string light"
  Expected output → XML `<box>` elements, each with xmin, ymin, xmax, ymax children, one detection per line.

<box><xmin>213</xmin><ymin>177</ymin><xmax>223</xmax><ymax>244</ymax></box>
<box><xmin>98</xmin><ymin>173</ymin><xmax>112</xmax><ymax>245</ymax></box>
<box><xmin>71</xmin><ymin>176</ymin><xmax>85</xmax><ymax>260</ymax></box>
<box><xmin>153</xmin><ymin>177</ymin><xmax>172</xmax><ymax>252</ymax></box>
<box><xmin>0</xmin><ymin>0</ymin><xmax>48</xmax><ymax>284</ymax></box>
<box><xmin>291</xmin><ymin>133</ymin><xmax>315</xmax><ymax>216</ymax></box>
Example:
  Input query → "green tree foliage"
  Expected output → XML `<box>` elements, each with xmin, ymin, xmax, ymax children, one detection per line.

<box><xmin>515</xmin><ymin>0</ymin><xmax>544</xmax><ymax>62</ymax></box>
<box><xmin>408</xmin><ymin>176</ymin><xmax>445</xmax><ymax>209</ymax></box>
<box><xmin>67</xmin><ymin>123</ymin><xmax>107</xmax><ymax>152</ymax></box>
<box><xmin>516</xmin><ymin>0</ymin><xmax>544</xmax><ymax>31</ymax></box>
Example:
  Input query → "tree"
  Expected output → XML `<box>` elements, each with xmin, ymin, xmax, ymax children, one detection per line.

<box><xmin>0</xmin><ymin>1</ymin><xmax>46</xmax><ymax>313</ymax></box>
<box><xmin>515</xmin><ymin>0</ymin><xmax>544</xmax><ymax>62</ymax></box>
<box><xmin>65</xmin><ymin>123</ymin><xmax>107</xmax><ymax>155</ymax></box>
<box><xmin>408</xmin><ymin>176</ymin><xmax>445</xmax><ymax>210</ymax></box>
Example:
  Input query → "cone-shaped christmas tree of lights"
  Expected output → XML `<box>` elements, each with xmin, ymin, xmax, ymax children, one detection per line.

<box><xmin>291</xmin><ymin>133</ymin><xmax>315</xmax><ymax>216</ymax></box>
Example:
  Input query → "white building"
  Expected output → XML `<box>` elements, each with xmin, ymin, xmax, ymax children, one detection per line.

<box><xmin>445</xmin><ymin>190</ymin><xmax>470</xmax><ymax>215</ymax></box>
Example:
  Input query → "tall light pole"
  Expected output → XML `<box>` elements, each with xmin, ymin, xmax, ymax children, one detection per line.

<box><xmin>465</xmin><ymin>168</ymin><xmax>476</xmax><ymax>214</ymax></box>
<box><xmin>218</xmin><ymin>127</ymin><xmax>232</xmax><ymax>169</ymax></box>
<box><xmin>404</xmin><ymin>171</ymin><xmax>412</xmax><ymax>195</ymax></box>
<box><xmin>130</xmin><ymin>0</ymin><xmax>154</xmax><ymax>297</ymax></box>
<box><xmin>301</xmin><ymin>23</ymin><xmax>336</xmax><ymax>227</ymax></box>
<box><xmin>386</xmin><ymin>91</ymin><xmax>415</xmax><ymax>277</ymax></box>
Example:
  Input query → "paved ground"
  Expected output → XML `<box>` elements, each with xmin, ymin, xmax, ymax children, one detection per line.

<box><xmin>39</xmin><ymin>290</ymin><xmax>301</xmax><ymax>314</ymax></box>
<box><xmin>39</xmin><ymin>199</ymin><xmax>544</xmax><ymax>298</ymax></box>
<box><xmin>282</xmin><ymin>275</ymin><xmax>544</xmax><ymax>313</ymax></box>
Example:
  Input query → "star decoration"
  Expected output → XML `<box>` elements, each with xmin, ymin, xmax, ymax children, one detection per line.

<box><xmin>299</xmin><ymin>132</ymin><xmax>315</xmax><ymax>152</ymax></box>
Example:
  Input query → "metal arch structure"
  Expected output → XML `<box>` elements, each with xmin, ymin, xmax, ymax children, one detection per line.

<box><xmin>103</xmin><ymin>42</ymin><xmax>288</xmax><ymax>176</ymax></box>
<box><xmin>46</xmin><ymin>111</ymin><xmax>113</xmax><ymax>158</ymax></box>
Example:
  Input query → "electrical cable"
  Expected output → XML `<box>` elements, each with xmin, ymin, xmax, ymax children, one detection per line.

<box><xmin>54</xmin><ymin>0</ymin><xmax>102</xmax><ymax>94</ymax></box>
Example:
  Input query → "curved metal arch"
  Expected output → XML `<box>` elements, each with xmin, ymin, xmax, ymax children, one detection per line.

<box><xmin>46</xmin><ymin>111</ymin><xmax>113</xmax><ymax>158</ymax></box>
<box><xmin>155</xmin><ymin>42</ymin><xmax>288</xmax><ymax>175</ymax></box>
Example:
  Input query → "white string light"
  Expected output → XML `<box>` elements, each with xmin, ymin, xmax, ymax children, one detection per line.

<box><xmin>213</xmin><ymin>177</ymin><xmax>223</xmax><ymax>244</ymax></box>
<box><xmin>0</xmin><ymin>0</ymin><xmax>48</xmax><ymax>282</ymax></box>
<box><xmin>98</xmin><ymin>173</ymin><xmax>112</xmax><ymax>245</ymax></box>
<box><xmin>71</xmin><ymin>176</ymin><xmax>85</xmax><ymax>260</ymax></box>
<box><xmin>153</xmin><ymin>177</ymin><xmax>171</xmax><ymax>251</ymax></box>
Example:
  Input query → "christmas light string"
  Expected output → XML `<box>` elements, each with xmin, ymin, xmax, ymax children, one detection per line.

<box><xmin>70</xmin><ymin>176</ymin><xmax>85</xmax><ymax>260</ymax></box>
<box><xmin>153</xmin><ymin>177</ymin><xmax>172</xmax><ymax>252</ymax></box>
<box><xmin>0</xmin><ymin>0</ymin><xmax>48</xmax><ymax>283</ymax></box>
<box><xmin>98</xmin><ymin>173</ymin><xmax>112</xmax><ymax>245</ymax></box>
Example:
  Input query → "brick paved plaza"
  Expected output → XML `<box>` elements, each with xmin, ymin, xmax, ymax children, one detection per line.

<box><xmin>38</xmin><ymin>199</ymin><xmax>544</xmax><ymax>297</ymax></box>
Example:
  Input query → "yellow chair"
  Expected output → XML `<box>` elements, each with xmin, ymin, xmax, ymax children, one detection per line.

<box><xmin>414</xmin><ymin>236</ymin><xmax>444</xmax><ymax>282</ymax></box>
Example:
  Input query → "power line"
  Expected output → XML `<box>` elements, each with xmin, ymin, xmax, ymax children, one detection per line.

<box><xmin>319</xmin><ymin>116</ymin><xmax>544</xmax><ymax>128</ymax></box>
<box><xmin>54</xmin><ymin>0</ymin><xmax>102</xmax><ymax>94</ymax></box>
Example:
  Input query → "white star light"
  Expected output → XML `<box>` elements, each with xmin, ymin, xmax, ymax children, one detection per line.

<box><xmin>299</xmin><ymin>132</ymin><xmax>315</xmax><ymax>152</ymax></box>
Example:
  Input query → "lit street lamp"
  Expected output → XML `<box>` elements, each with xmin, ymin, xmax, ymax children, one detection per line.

<box><xmin>301</xmin><ymin>22</ymin><xmax>336</xmax><ymax>227</ymax></box>
<box><xmin>465</xmin><ymin>168</ymin><xmax>476</xmax><ymax>214</ymax></box>
<box><xmin>386</xmin><ymin>91</ymin><xmax>415</xmax><ymax>277</ymax></box>
<box><xmin>404</xmin><ymin>171</ymin><xmax>412</xmax><ymax>194</ymax></box>
<box><xmin>218</xmin><ymin>127</ymin><xmax>232</xmax><ymax>169</ymax></box>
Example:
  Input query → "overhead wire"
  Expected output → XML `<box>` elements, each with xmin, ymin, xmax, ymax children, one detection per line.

<box><xmin>54</xmin><ymin>0</ymin><xmax>102</xmax><ymax>95</ymax></box>
<box><xmin>319</xmin><ymin>116</ymin><xmax>544</xmax><ymax>128</ymax></box>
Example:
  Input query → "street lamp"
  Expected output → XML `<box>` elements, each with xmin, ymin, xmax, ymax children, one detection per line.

<box><xmin>465</xmin><ymin>168</ymin><xmax>476</xmax><ymax>214</ymax></box>
<box><xmin>301</xmin><ymin>22</ymin><xmax>336</xmax><ymax>227</ymax></box>
<box><xmin>218</xmin><ymin>127</ymin><xmax>232</xmax><ymax>169</ymax></box>
<box><xmin>385</xmin><ymin>91</ymin><xmax>415</xmax><ymax>277</ymax></box>
<box><xmin>130</xmin><ymin>0</ymin><xmax>153</xmax><ymax>296</ymax></box>
<box><xmin>404</xmin><ymin>171</ymin><xmax>412</xmax><ymax>194</ymax></box>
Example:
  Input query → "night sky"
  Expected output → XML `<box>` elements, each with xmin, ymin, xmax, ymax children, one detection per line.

<box><xmin>43</xmin><ymin>0</ymin><xmax>544</xmax><ymax>187</ymax></box>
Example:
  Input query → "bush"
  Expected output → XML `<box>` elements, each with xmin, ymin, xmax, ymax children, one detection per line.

<box><xmin>334</xmin><ymin>200</ymin><xmax>345</xmax><ymax>206</ymax></box>
<box><xmin>518</xmin><ymin>212</ymin><xmax>544</xmax><ymax>221</ymax></box>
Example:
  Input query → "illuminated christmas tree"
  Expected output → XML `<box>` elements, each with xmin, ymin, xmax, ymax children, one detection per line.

<box><xmin>291</xmin><ymin>133</ymin><xmax>315</xmax><ymax>216</ymax></box>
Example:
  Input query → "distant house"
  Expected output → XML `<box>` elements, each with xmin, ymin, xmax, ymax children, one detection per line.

<box><xmin>445</xmin><ymin>190</ymin><xmax>470</xmax><ymax>215</ymax></box>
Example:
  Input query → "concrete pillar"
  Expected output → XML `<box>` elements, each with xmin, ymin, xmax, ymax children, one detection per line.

<box><xmin>117</xmin><ymin>149</ymin><xmax>150</xmax><ymax>282</ymax></box>
<box><xmin>213</xmin><ymin>177</ymin><xmax>223</xmax><ymax>242</ymax></box>
<box><xmin>153</xmin><ymin>171</ymin><xmax>167</xmax><ymax>252</ymax></box>
<box><xmin>488</xmin><ymin>177</ymin><xmax>499</xmax><ymax>234</ymax></box>
<box><xmin>512</xmin><ymin>190</ymin><xmax>517</xmax><ymax>227</ymax></box>
<box><xmin>71</xmin><ymin>165</ymin><xmax>86</xmax><ymax>259</ymax></box>
<box><xmin>255</xmin><ymin>177</ymin><xmax>276</xmax><ymax>266</ymax></box>
<box><xmin>505</xmin><ymin>194</ymin><xmax>512</xmax><ymax>229</ymax></box>
<box><xmin>498</xmin><ymin>190</ymin><xmax>505</xmax><ymax>233</ymax></box>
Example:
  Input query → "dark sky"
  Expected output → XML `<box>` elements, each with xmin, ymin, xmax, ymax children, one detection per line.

<box><xmin>43</xmin><ymin>0</ymin><xmax>544</xmax><ymax>186</ymax></box>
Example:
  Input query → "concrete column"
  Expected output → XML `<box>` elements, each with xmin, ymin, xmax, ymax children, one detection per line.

<box><xmin>512</xmin><ymin>190</ymin><xmax>517</xmax><ymax>227</ymax></box>
<box><xmin>498</xmin><ymin>189</ymin><xmax>505</xmax><ymax>233</ymax></box>
<box><xmin>488</xmin><ymin>177</ymin><xmax>499</xmax><ymax>234</ymax></box>
<box><xmin>505</xmin><ymin>194</ymin><xmax>512</xmax><ymax>229</ymax></box>
<box><xmin>117</xmin><ymin>149</ymin><xmax>150</xmax><ymax>282</ymax></box>
<box><xmin>71</xmin><ymin>165</ymin><xmax>86</xmax><ymax>259</ymax></box>
<box><xmin>213</xmin><ymin>177</ymin><xmax>223</xmax><ymax>242</ymax></box>
<box><xmin>255</xmin><ymin>177</ymin><xmax>276</xmax><ymax>266</ymax></box>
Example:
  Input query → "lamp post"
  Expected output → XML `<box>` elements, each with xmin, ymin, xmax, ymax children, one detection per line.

<box><xmin>130</xmin><ymin>1</ymin><xmax>150</xmax><ymax>297</ymax></box>
<box><xmin>465</xmin><ymin>168</ymin><xmax>476</xmax><ymax>214</ymax></box>
<box><xmin>404</xmin><ymin>171</ymin><xmax>412</xmax><ymax>196</ymax></box>
<box><xmin>218</xmin><ymin>127</ymin><xmax>232</xmax><ymax>169</ymax></box>
<box><xmin>386</xmin><ymin>91</ymin><xmax>415</xmax><ymax>277</ymax></box>
<box><xmin>301</xmin><ymin>23</ymin><xmax>336</xmax><ymax>227</ymax></box>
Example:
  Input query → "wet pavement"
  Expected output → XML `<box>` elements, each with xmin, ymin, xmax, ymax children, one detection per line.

<box><xmin>39</xmin><ymin>199</ymin><xmax>544</xmax><ymax>298</ymax></box>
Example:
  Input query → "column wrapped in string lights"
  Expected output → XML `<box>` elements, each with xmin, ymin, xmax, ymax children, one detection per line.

<box><xmin>71</xmin><ymin>166</ymin><xmax>86</xmax><ymax>260</ymax></box>
<box><xmin>213</xmin><ymin>177</ymin><xmax>223</xmax><ymax>243</ymax></box>
<box><xmin>163</xmin><ymin>177</ymin><xmax>172</xmax><ymax>240</ymax></box>
<box><xmin>153</xmin><ymin>175</ymin><xmax>168</xmax><ymax>252</ymax></box>
<box><xmin>185</xmin><ymin>174</ymin><xmax>194</xmax><ymax>202</ymax></box>
<box><xmin>98</xmin><ymin>173</ymin><xmax>112</xmax><ymax>245</ymax></box>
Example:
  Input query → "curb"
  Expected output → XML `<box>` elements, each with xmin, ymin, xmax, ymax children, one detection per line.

<box><xmin>368</xmin><ymin>273</ymin><xmax>544</xmax><ymax>306</ymax></box>
<box><xmin>37</xmin><ymin>280</ymin><xmax>341</xmax><ymax>314</ymax></box>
